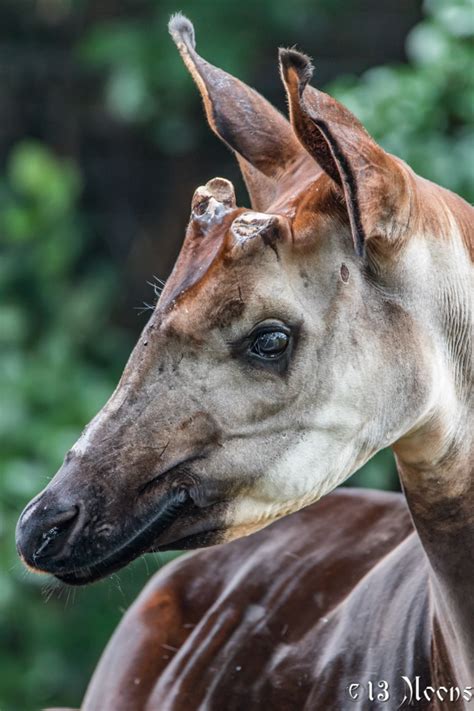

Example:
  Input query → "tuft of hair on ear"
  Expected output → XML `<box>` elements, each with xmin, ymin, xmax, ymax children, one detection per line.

<box><xmin>278</xmin><ymin>48</ymin><xmax>314</xmax><ymax>95</ymax></box>
<box><xmin>168</xmin><ymin>12</ymin><xmax>196</xmax><ymax>50</ymax></box>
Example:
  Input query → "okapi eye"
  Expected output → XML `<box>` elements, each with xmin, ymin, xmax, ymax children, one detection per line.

<box><xmin>230</xmin><ymin>320</ymin><xmax>295</xmax><ymax>374</ymax></box>
<box><xmin>250</xmin><ymin>330</ymin><xmax>289</xmax><ymax>359</ymax></box>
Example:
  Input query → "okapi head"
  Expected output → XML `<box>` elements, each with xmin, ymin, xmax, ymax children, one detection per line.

<box><xmin>16</xmin><ymin>15</ymin><xmax>472</xmax><ymax>585</ymax></box>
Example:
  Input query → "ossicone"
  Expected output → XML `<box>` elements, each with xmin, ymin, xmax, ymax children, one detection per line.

<box><xmin>190</xmin><ymin>178</ymin><xmax>236</xmax><ymax>231</ymax></box>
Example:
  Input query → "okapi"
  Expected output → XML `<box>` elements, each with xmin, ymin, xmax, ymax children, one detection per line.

<box><xmin>17</xmin><ymin>13</ymin><xmax>473</xmax><ymax>711</ymax></box>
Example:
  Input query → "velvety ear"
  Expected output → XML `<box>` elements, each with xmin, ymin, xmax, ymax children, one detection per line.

<box><xmin>169</xmin><ymin>14</ymin><xmax>308</xmax><ymax>211</ymax></box>
<box><xmin>279</xmin><ymin>48</ymin><xmax>409</xmax><ymax>257</ymax></box>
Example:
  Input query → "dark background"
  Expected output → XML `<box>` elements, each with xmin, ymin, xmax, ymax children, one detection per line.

<box><xmin>1</xmin><ymin>0</ymin><xmax>472</xmax><ymax>708</ymax></box>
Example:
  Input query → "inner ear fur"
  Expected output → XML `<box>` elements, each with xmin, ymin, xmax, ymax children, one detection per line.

<box><xmin>169</xmin><ymin>14</ymin><xmax>312</xmax><ymax>212</ymax></box>
<box><xmin>279</xmin><ymin>48</ymin><xmax>411</xmax><ymax>257</ymax></box>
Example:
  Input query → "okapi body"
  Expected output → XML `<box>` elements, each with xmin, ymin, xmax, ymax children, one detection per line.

<box><xmin>17</xmin><ymin>14</ymin><xmax>473</xmax><ymax>711</ymax></box>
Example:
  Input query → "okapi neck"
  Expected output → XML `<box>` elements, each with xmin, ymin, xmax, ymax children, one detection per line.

<box><xmin>396</xmin><ymin>444</ymin><xmax>474</xmax><ymax>685</ymax></box>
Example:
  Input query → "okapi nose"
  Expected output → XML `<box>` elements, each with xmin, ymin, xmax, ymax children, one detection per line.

<box><xmin>16</xmin><ymin>496</ymin><xmax>83</xmax><ymax>571</ymax></box>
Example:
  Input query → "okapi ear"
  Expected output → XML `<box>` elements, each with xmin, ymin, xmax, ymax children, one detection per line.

<box><xmin>279</xmin><ymin>48</ymin><xmax>408</xmax><ymax>257</ymax></box>
<box><xmin>169</xmin><ymin>14</ymin><xmax>307</xmax><ymax>211</ymax></box>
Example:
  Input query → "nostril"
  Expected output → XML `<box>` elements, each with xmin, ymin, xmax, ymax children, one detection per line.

<box><xmin>32</xmin><ymin>506</ymin><xmax>79</xmax><ymax>563</ymax></box>
<box><xmin>34</xmin><ymin>525</ymin><xmax>63</xmax><ymax>561</ymax></box>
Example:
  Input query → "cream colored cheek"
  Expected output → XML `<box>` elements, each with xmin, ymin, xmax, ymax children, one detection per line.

<box><xmin>221</xmin><ymin>429</ymin><xmax>373</xmax><ymax>535</ymax></box>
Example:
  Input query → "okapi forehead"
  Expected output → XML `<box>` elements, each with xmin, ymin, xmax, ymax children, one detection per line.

<box><xmin>157</xmin><ymin>171</ymin><xmax>347</xmax><ymax>324</ymax></box>
<box><xmin>158</xmin><ymin>206</ymin><xmax>238</xmax><ymax>314</ymax></box>
<box><xmin>157</xmin><ymin>187</ymin><xmax>277</xmax><ymax>317</ymax></box>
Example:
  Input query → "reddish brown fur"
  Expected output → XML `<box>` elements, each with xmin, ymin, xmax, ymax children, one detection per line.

<box><xmin>82</xmin><ymin>491</ymin><xmax>463</xmax><ymax>711</ymax></box>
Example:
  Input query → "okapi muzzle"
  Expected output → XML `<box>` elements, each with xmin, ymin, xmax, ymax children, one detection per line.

<box><xmin>16</xmin><ymin>14</ymin><xmax>472</xmax><ymax>589</ymax></box>
<box><xmin>15</xmin><ymin>179</ymin><xmax>300</xmax><ymax>585</ymax></box>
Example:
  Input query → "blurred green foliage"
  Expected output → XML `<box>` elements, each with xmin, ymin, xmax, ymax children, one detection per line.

<box><xmin>0</xmin><ymin>140</ymin><xmax>129</xmax><ymax>708</ymax></box>
<box><xmin>0</xmin><ymin>0</ymin><xmax>472</xmax><ymax>708</ymax></box>
<box><xmin>0</xmin><ymin>139</ymin><xmax>178</xmax><ymax>709</ymax></box>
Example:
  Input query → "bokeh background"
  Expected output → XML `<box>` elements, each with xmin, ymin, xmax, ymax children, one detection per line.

<box><xmin>1</xmin><ymin>0</ymin><xmax>473</xmax><ymax>708</ymax></box>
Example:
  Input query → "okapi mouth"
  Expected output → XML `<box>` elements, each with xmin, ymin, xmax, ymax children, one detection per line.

<box><xmin>56</xmin><ymin>488</ymin><xmax>227</xmax><ymax>586</ymax></box>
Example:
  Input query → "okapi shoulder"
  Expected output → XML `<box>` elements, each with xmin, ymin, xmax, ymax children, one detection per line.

<box><xmin>81</xmin><ymin>489</ymin><xmax>436</xmax><ymax>711</ymax></box>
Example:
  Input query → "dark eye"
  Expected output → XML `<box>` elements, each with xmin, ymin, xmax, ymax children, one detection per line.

<box><xmin>250</xmin><ymin>330</ymin><xmax>289</xmax><ymax>359</ymax></box>
<box><xmin>230</xmin><ymin>320</ymin><xmax>296</xmax><ymax>374</ymax></box>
